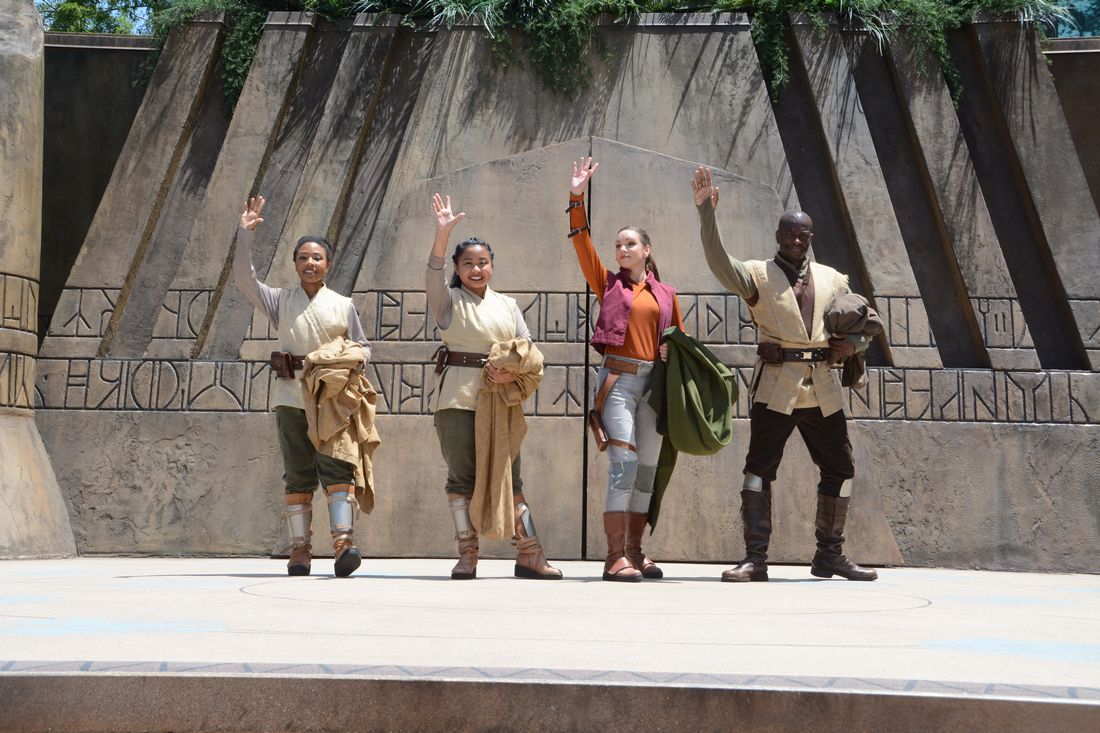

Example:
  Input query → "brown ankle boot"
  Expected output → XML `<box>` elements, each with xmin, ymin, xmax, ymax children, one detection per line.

<box><xmin>449</xmin><ymin>496</ymin><xmax>479</xmax><ymax>579</ymax></box>
<box><xmin>513</xmin><ymin>501</ymin><xmax>562</xmax><ymax>579</ymax></box>
<box><xmin>326</xmin><ymin>485</ymin><xmax>361</xmax><ymax>578</ymax></box>
<box><xmin>810</xmin><ymin>494</ymin><xmax>878</xmax><ymax>581</ymax></box>
<box><xmin>285</xmin><ymin>492</ymin><xmax>313</xmax><ymax>577</ymax></box>
<box><xmin>625</xmin><ymin>512</ymin><xmax>663</xmax><ymax>579</ymax></box>
<box><xmin>603</xmin><ymin>512</ymin><xmax>642</xmax><ymax>582</ymax></box>
<box><xmin>452</xmin><ymin>536</ymin><xmax>479</xmax><ymax>580</ymax></box>
<box><xmin>722</xmin><ymin>488</ymin><xmax>771</xmax><ymax>582</ymax></box>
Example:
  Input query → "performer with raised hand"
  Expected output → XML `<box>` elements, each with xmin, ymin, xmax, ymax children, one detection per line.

<box><xmin>426</xmin><ymin>193</ymin><xmax>561</xmax><ymax>581</ymax></box>
<box><xmin>567</xmin><ymin>157</ymin><xmax>685</xmax><ymax>582</ymax></box>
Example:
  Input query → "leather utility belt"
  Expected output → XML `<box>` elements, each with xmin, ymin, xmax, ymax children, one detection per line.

<box><xmin>270</xmin><ymin>351</ymin><xmax>305</xmax><ymax>379</ymax></box>
<box><xmin>432</xmin><ymin>345</ymin><xmax>489</xmax><ymax>375</ymax></box>
<box><xmin>588</xmin><ymin>356</ymin><xmax>645</xmax><ymax>453</ymax></box>
<box><xmin>757</xmin><ymin>343</ymin><xmax>828</xmax><ymax>364</ymax></box>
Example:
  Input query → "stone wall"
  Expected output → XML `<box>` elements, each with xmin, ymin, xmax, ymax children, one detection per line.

<box><xmin>0</xmin><ymin>0</ymin><xmax>74</xmax><ymax>559</ymax></box>
<box><xmin>32</xmin><ymin>13</ymin><xmax>1100</xmax><ymax>571</ymax></box>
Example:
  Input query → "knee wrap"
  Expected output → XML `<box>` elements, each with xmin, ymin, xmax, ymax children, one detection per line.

<box><xmin>449</xmin><ymin>496</ymin><xmax>476</xmax><ymax>540</ymax></box>
<box><xmin>285</xmin><ymin>502</ymin><xmax>312</xmax><ymax>547</ymax></box>
<box><xmin>839</xmin><ymin>478</ymin><xmax>853</xmax><ymax>498</ymax></box>
<box><xmin>325</xmin><ymin>491</ymin><xmax>356</xmax><ymax>539</ymax></box>
<box><xmin>515</xmin><ymin>502</ymin><xmax>537</xmax><ymax>538</ymax></box>
<box><xmin>742</xmin><ymin>472</ymin><xmax>765</xmax><ymax>492</ymax></box>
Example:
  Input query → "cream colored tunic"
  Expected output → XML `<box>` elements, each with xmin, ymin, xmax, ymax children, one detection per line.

<box><xmin>746</xmin><ymin>259</ymin><xmax>848</xmax><ymax>416</ymax></box>
<box><xmin>272</xmin><ymin>286</ymin><xmax>357</xmax><ymax>409</ymax></box>
<box><xmin>436</xmin><ymin>287</ymin><xmax>521</xmax><ymax>412</ymax></box>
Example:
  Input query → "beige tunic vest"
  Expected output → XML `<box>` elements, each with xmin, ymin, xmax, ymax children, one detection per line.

<box><xmin>746</xmin><ymin>259</ymin><xmax>847</xmax><ymax>416</ymax></box>
<box><xmin>436</xmin><ymin>287</ymin><xmax>518</xmax><ymax>412</ymax></box>
<box><xmin>274</xmin><ymin>285</ymin><xmax>353</xmax><ymax>409</ymax></box>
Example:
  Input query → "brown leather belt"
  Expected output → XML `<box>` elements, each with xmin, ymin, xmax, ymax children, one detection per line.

<box><xmin>757</xmin><ymin>343</ymin><xmax>829</xmax><ymax>364</ymax></box>
<box><xmin>270</xmin><ymin>352</ymin><xmax>306</xmax><ymax>379</ymax></box>
<box><xmin>432</xmin><ymin>346</ymin><xmax>489</xmax><ymax>375</ymax></box>
<box><xmin>602</xmin><ymin>356</ymin><xmax>640</xmax><ymax>375</ymax></box>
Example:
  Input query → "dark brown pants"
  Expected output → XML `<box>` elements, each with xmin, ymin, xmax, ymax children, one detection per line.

<box><xmin>743</xmin><ymin>402</ymin><xmax>854</xmax><ymax>496</ymax></box>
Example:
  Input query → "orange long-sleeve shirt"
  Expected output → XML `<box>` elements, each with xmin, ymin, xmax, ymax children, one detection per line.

<box><xmin>568</xmin><ymin>192</ymin><xmax>684</xmax><ymax>361</ymax></box>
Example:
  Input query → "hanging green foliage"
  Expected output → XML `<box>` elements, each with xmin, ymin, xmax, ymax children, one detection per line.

<box><xmin>143</xmin><ymin>0</ymin><xmax>1074</xmax><ymax>108</ymax></box>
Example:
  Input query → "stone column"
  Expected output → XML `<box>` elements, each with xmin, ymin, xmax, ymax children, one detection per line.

<box><xmin>0</xmin><ymin>1</ymin><xmax>75</xmax><ymax>558</ymax></box>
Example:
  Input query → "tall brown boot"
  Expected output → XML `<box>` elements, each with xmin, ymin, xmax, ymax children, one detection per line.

<box><xmin>449</xmin><ymin>495</ymin><xmax>478</xmax><ymax>580</ymax></box>
<box><xmin>625</xmin><ymin>512</ymin><xmax>663</xmax><ymax>579</ymax></box>
<box><xmin>603</xmin><ymin>512</ymin><xmax>642</xmax><ymax>582</ymax></box>
<box><xmin>285</xmin><ymin>492</ymin><xmax>313</xmax><ymax>577</ymax></box>
<box><xmin>513</xmin><ymin>499</ymin><xmax>562</xmax><ymax>579</ymax></box>
<box><xmin>810</xmin><ymin>494</ymin><xmax>878</xmax><ymax>581</ymax></box>
<box><xmin>722</xmin><ymin>488</ymin><xmax>771</xmax><ymax>582</ymax></box>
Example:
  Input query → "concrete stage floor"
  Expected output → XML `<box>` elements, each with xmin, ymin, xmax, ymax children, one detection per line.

<box><xmin>1</xmin><ymin>557</ymin><xmax>1099</xmax><ymax>731</ymax></box>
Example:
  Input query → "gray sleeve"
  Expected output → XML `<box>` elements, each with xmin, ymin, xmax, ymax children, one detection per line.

<box><xmin>513</xmin><ymin>301</ymin><xmax>532</xmax><ymax>342</ymax></box>
<box><xmin>425</xmin><ymin>255</ymin><xmax>453</xmax><ymax>330</ymax></box>
<box><xmin>697</xmin><ymin>203</ymin><xmax>759</xmax><ymax>303</ymax></box>
<box><xmin>346</xmin><ymin>302</ymin><xmax>373</xmax><ymax>363</ymax></box>
<box><xmin>233</xmin><ymin>226</ymin><xmax>282</xmax><ymax>327</ymax></box>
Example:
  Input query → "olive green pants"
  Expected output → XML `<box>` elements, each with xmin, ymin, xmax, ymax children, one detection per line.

<box><xmin>275</xmin><ymin>406</ymin><xmax>355</xmax><ymax>494</ymax></box>
<box><xmin>433</xmin><ymin>408</ymin><xmax>522</xmax><ymax>497</ymax></box>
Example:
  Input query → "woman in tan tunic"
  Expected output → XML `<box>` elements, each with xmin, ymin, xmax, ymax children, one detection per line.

<box><xmin>426</xmin><ymin>193</ymin><xmax>561</xmax><ymax>580</ymax></box>
<box><xmin>236</xmin><ymin>196</ymin><xmax>371</xmax><ymax>578</ymax></box>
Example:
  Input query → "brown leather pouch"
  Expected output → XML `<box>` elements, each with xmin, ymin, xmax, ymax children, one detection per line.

<box><xmin>588</xmin><ymin>409</ymin><xmax>609</xmax><ymax>452</ymax></box>
<box><xmin>270</xmin><ymin>351</ymin><xmax>294</xmax><ymax>379</ymax></box>
<box><xmin>432</xmin><ymin>345</ymin><xmax>449</xmax><ymax>375</ymax></box>
<box><xmin>756</xmin><ymin>342</ymin><xmax>782</xmax><ymax>364</ymax></box>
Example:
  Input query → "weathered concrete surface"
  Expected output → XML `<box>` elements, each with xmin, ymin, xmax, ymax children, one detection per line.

<box><xmin>0</xmin><ymin>1</ymin><xmax>74</xmax><ymax>558</ymax></box>
<box><xmin>973</xmin><ymin>21</ymin><xmax>1100</xmax><ymax>370</ymax></box>
<box><xmin>855</xmin><ymin>34</ymin><xmax>1039</xmax><ymax>371</ymax></box>
<box><xmin>40</xmin><ymin>35</ymin><xmax>153</xmax><ymax>341</ymax></box>
<box><xmin>2</xmin><ymin>559</ymin><xmax>1100</xmax><ymax>732</ymax></box>
<box><xmin>791</xmin><ymin>17</ymin><xmax>940</xmax><ymax>369</ymax></box>
<box><xmin>1045</xmin><ymin>38</ymin><xmax>1100</xmax><ymax>215</ymax></box>
<box><xmin>150</xmin><ymin>12</ymin><xmax>316</xmax><ymax>361</ymax></box>
<box><xmin>40</xmin><ymin>16</ymin><xmax>224</xmax><ymax>359</ymax></box>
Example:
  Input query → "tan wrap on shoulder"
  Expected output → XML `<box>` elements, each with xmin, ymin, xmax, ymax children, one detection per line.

<box><xmin>469</xmin><ymin>339</ymin><xmax>544</xmax><ymax>540</ymax></box>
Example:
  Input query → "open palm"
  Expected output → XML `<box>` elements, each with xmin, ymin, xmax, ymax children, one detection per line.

<box><xmin>571</xmin><ymin>157</ymin><xmax>599</xmax><ymax>195</ymax></box>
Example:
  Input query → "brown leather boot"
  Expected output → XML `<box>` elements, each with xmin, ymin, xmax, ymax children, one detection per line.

<box><xmin>810</xmin><ymin>494</ymin><xmax>878</xmax><ymax>581</ymax></box>
<box><xmin>285</xmin><ymin>492</ymin><xmax>313</xmax><ymax>577</ymax></box>
<box><xmin>449</xmin><ymin>495</ymin><xmax>478</xmax><ymax>580</ymax></box>
<box><xmin>625</xmin><ymin>512</ymin><xmax>663</xmax><ymax>579</ymax></box>
<box><xmin>326</xmin><ymin>484</ymin><xmax>361</xmax><ymax>578</ymax></box>
<box><xmin>452</xmin><ymin>536</ymin><xmax>479</xmax><ymax>580</ymax></box>
<box><xmin>513</xmin><ymin>500</ymin><xmax>562</xmax><ymax>579</ymax></box>
<box><xmin>722</xmin><ymin>488</ymin><xmax>771</xmax><ymax>582</ymax></box>
<box><xmin>603</xmin><ymin>512</ymin><xmax>642</xmax><ymax>582</ymax></box>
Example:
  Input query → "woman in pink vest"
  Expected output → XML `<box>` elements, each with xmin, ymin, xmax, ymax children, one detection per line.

<box><xmin>567</xmin><ymin>157</ymin><xmax>685</xmax><ymax>582</ymax></box>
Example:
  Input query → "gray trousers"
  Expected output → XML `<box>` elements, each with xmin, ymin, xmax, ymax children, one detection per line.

<box><xmin>597</xmin><ymin>358</ymin><xmax>662</xmax><ymax>513</ymax></box>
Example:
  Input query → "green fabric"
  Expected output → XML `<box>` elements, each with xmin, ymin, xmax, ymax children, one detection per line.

<box><xmin>643</xmin><ymin>327</ymin><xmax>737</xmax><ymax>529</ymax></box>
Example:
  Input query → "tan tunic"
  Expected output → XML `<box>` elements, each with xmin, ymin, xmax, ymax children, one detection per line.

<box><xmin>436</xmin><ymin>287</ymin><xmax>520</xmax><ymax>411</ymax></box>
<box><xmin>746</xmin><ymin>259</ymin><xmax>848</xmax><ymax>416</ymax></box>
<box><xmin>273</xmin><ymin>286</ymin><xmax>357</xmax><ymax>409</ymax></box>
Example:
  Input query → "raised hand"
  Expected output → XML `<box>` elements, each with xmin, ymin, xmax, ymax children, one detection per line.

<box><xmin>432</xmin><ymin>193</ymin><xmax>466</xmax><ymax>232</ymax></box>
<box><xmin>571</xmin><ymin>157</ymin><xmax>599</xmax><ymax>195</ymax></box>
<box><xmin>240</xmin><ymin>195</ymin><xmax>266</xmax><ymax>230</ymax></box>
<box><xmin>691</xmin><ymin>166</ymin><xmax>720</xmax><ymax>209</ymax></box>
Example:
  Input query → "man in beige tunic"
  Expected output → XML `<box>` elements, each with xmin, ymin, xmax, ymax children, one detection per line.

<box><xmin>691</xmin><ymin>167</ymin><xmax>877</xmax><ymax>582</ymax></box>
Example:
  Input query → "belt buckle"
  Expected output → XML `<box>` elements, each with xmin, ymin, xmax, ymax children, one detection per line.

<box><xmin>800</xmin><ymin>350</ymin><xmax>814</xmax><ymax>361</ymax></box>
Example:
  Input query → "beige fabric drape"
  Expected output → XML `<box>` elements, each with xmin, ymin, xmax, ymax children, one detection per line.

<box><xmin>301</xmin><ymin>337</ymin><xmax>382</xmax><ymax>513</ymax></box>
<box><xmin>469</xmin><ymin>339</ymin><xmax>544</xmax><ymax>540</ymax></box>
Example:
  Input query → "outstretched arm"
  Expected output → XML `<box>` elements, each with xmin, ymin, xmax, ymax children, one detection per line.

<box><xmin>567</xmin><ymin>157</ymin><xmax>611</xmax><ymax>299</ymax></box>
<box><xmin>692</xmin><ymin>167</ymin><xmax>758</xmax><ymax>305</ymax></box>
<box><xmin>426</xmin><ymin>193</ymin><xmax>465</xmax><ymax>330</ymax></box>
<box><xmin>234</xmin><ymin>195</ymin><xmax>281</xmax><ymax>324</ymax></box>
